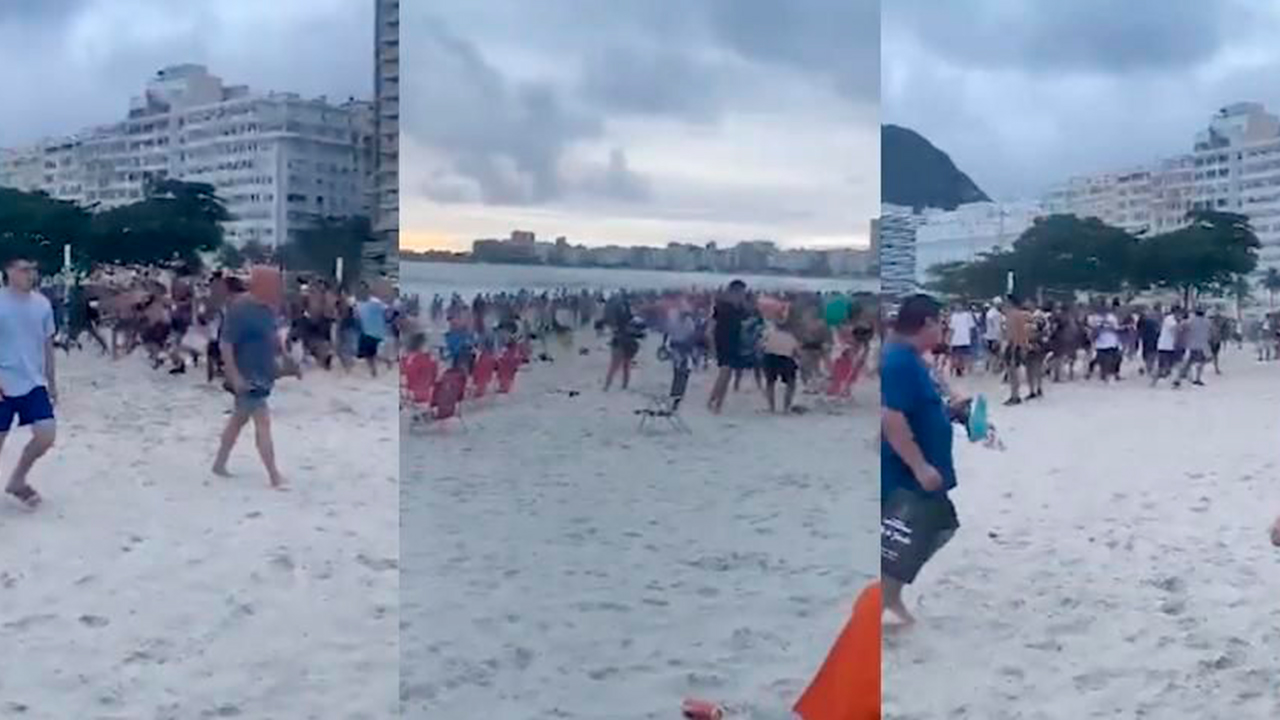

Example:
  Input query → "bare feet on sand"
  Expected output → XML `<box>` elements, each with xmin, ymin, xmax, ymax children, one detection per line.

<box><xmin>211</xmin><ymin>465</ymin><xmax>234</xmax><ymax>478</ymax></box>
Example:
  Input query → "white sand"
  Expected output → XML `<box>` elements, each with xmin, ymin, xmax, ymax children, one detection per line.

<box><xmin>0</xmin><ymin>352</ymin><xmax>399</xmax><ymax>719</ymax></box>
<box><xmin>884</xmin><ymin>351</ymin><xmax>1280</xmax><ymax>719</ymax></box>
<box><xmin>401</xmin><ymin>334</ymin><xmax>877</xmax><ymax>719</ymax></box>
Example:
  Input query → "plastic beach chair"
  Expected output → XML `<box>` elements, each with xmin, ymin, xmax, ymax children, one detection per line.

<box><xmin>636</xmin><ymin>366</ymin><xmax>692</xmax><ymax>434</ymax></box>
<box><xmin>401</xmin><ymin>352</ymin><xmax>438</xmax><ymax>408</ymax></box>
<box><xmin>427</xmin><ymin>367</ymin><xmax>468</xmax><ymax>430</ymax></box>
<box><xmin>496</xmin><ymin>346</ymin><xmax>520</xmax><ymax>394</ymax></box>
<box><xmin>472</xmin><ymin>349</ymin><xmax>496</xmax><ymax>398</ymax></box>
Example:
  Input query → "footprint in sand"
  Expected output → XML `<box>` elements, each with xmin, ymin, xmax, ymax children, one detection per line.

<box><xmin>78</xmin><ymin>614</ymin><xmax>110</xmax><ymax>629</ymax></box>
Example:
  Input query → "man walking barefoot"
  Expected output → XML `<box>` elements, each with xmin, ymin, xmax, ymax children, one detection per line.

<box><xmin>0</xmin><ymin>253</ymin><xmax>58</xmax><ymax>509</ymax></box>
<box><xmin>212</xmin><ymin>267</ymin><xmax>287</xmax><ymax>489</ymax></box>
<box><xmin>881</xmin><ymin>294</ymin><xmax>960</xmax><ymax>626</ymax></box>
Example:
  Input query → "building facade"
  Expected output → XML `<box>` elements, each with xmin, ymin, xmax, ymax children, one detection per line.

<box><xmin>371</xmin><ymin>0</ymin><xmax>400</xmax><ymax>278</ymax></box>
<box><xmin>914</xmin><ymin>201</ymin><xmax>1041</xmax><ymax>284</ymax></box>
<box><xmin>0</xmin><ymin>64</ymin><xmax>372</xmax><ymax>250</ymax></box>
<box><xmin>1042</xmin><ymin>102</ymin><xmax>1280</xmax><ymax>271</ymax></box>
<box><xmin>878</xmin><ymin>204</ymin><xmax>921</xmax><ymax>298</ymax></box>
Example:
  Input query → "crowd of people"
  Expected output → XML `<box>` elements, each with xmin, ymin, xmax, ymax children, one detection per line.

<box><xmin>0</xmin><ymin>252</ymin><xmax>401</xmax><ymax>504</ymax></box>
<box><xmin>407</xmin><ymin>281</ymin><xmax>878</xmax><ymax>421</ymax></box>
<box><xmin>932</xmin><ymin>297</ymin><xmax>1243</xmax><ymax>404</ymax></box>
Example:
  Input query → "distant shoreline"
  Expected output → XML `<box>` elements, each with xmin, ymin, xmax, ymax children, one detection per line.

<box><xmin>399</xmin><ymin>254</ymin><xmax>875</xmax><ymax>281</ymax></box>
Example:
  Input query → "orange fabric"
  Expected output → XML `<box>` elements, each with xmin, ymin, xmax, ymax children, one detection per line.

<box><xmin>794</xmin><ymin>581</ymin><xmax>881</xmax><ymax>720</ymax></box>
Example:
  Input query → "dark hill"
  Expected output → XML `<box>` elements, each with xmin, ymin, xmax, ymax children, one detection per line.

<box><xmin>882</xmin><ymin>124</ymin><xmax>990</xmax><ymax>211</ymax></box>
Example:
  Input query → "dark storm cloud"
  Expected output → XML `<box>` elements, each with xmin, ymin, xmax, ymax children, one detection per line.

<box><xmin>0</xmin><ymin>0</ymin><xmax>370</xmax><ymax>148</ymax></box>
<box><xmin>0</xmin><ymin>0</ymin><xmax>89</xmax><ymax>23</ymax></box>
<box><xmin>410</xmin><ymin>17</ymin><xmax>605</xmax><ymax>205</ymax></box>
<box><xmin>883</xmin><ymin>0</ymin><xmax>1280</xmax><ymax>199</ymax></box>
<box><xmin>580</xmin><ymin>46</ymin><xmax>727</xmax><ymax>123</ymax></box>
<box><xmin>707</xmin><ymin>0</ymin><xmax>879</xmax><ymax>104</ymax></box>
<box><xmin>406</xmin><ymin>0</ymin><xmax>875</xmax><ymax>209</ymax></box>
<box><xmin>887</xmin><ymin>0</ymin><xmax>1249</xmax><ymax>75</ymax></box>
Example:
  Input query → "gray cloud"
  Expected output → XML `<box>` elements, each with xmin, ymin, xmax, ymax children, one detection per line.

<box><xmin>0</xmin><ymin>0</ymin><xmax>370</xmax><ymax>148</ymax></box>
<box><xmin>707</xmin><ymin>0</ymin><xmax>879</xmax><ymax>104</ymax></box>
<box><xmin>883</xmin><ymin>0</ymin><xmax>1280</xmax><ymax>199</ymax></box>
<box><xmin>887</xmin><ymin>0</ymin><xmax>1251</xmax><ymax>75</ymax></box>
<box><xmin>408</xmin><ymin>17</ymin><xmax>604</xmax><ymax>205</ymax></box>
<box><xmin>403</xmin><ymin>0</ymin><xmax>878</xmax><ymax>250</ymax></box>
<box><xmin>580</xmin><ymin>46</ymin><xmax>727</xmax><ymax>123</ymax></box>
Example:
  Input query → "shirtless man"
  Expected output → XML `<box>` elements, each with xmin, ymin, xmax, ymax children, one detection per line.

<box><xmin>0</xmin><ymin>253</ymin><xmax>58</xmax><ymax>508</ymax></box>
<box><xmin>1003</xmin><ymin>297</ymin><xmax>1031</xmax><ymax>405</ymax></box>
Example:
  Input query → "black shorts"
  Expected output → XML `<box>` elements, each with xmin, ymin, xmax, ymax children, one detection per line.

<box><xmin>357</xmin><ymin>334</ymin><xmax>382</xmax><ymax>359</ymax></box>
<box><xmin>0</xmin><ymin>387</ymin><xmax>55</xmax><ymax>432</ymax></box>
<box><xmin>1188</xmin><ymin>349</ymin><xmax>1209</xmax><ymax>364</ymax></box>
<box><xmin>717</xmin><ymin>346</ymin><xmax>747</xmax><ymax>369</ymax></box>
<box><xmin>762</xmin><ymin>353</ymin><xmax>798</xmax><ymax>384</ymax></box>
<box><xmin>881</xmin><ymin>488</ymin><xmax>959</xmax><ymax>585</ymax></box>
<box><xmin>1004</xmin><ymin>345</ymin><xmax>1025</xmax><ymax>367</ymax></box>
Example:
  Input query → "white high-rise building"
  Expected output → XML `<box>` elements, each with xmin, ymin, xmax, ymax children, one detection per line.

<box><xmin>0</xmin><ymin>64</ymin><xmax>372</xmax><ymax>248</ymax></box>
<box><xmin>372</xmin><ymin>0</ymin><xmax>399</xmax><ymax>278</ymax></box>
<box><xmin>879</xmin><ymin>204</ymin><xmax>921</xmax><ymax>299</ymax></box>
<box><xmin>1043</xmin><ymin>102</ymin><xmax>1280</xmax><ymax>270</ymax></box>
<box><xmin>914</xmin><ymin>201</ymin><xmax>1042</xmax><ymax>284</ymax></box>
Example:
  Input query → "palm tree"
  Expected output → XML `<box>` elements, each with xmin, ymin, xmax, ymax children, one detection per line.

<box><xmin>1261</xmin><ymin>267</ymin><xmax>1280</xmax><ymax>308</ymax></box>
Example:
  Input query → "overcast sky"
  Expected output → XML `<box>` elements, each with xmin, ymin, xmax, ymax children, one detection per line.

<box><xmin>883</xmin><ymin>0</ymin><xmax>1280</xmax><ymax>201</ymax></box>
<box><xmin>0</xmin><ymin>0</ymin><xmax>371</xmax><ymax>147</ymax></box>
<box><xmin>402</xmin><ymin>0</ymin><xmax>879</xmax><ymax>251</ymax></box>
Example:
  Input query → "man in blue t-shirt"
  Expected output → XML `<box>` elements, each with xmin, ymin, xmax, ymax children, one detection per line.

<box><xmin>881</xmin><ymin>293</ymin><xmax>959</xmax><ymax>625</ymax></box>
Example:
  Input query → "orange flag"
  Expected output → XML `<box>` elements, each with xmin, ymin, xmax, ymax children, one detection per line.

<box><xmin>794</xmin><ymin>581</ymin><xmax>881</xmax><ymax>720</ymax></box>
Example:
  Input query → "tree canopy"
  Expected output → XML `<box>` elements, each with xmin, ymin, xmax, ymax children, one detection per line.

<box><xmin>926</xmin><ymin>211</ymin><xmax>1260</xmax><ymax>303</ymax></box>
<box><xmin>0</xmin><ymin>182</ymin><xmax>229</xmax><ymax>273</ymax></box>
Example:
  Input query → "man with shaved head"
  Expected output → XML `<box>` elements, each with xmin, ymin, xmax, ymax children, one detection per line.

<box><xmin>212</xmin><ymin>266</ymin><xmax>287</xmax><ymax>489</ymax></box>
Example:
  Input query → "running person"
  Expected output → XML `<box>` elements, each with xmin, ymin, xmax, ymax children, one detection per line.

<box><xmin>707</xmin><ymin>280</ymin><xmax>749</xmax><ymax>413</ymax></box>
<box><xmin>0</xmin><ymin>253</ymin><xmax>58</xmax><ymax>508</ymax></box>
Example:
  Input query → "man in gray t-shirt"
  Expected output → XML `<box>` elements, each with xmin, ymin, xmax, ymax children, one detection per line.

<box><xmin>212</xmin><ymin>267</ymin><xmax>287</xmax><ymax>489</ymax></box>
<box><xmin>1175</xmin><ymin>309</ymin><xmax>1213</xmax><ymax>388</ymax></box>
<box><xmin>0</xmin><ymin>254</ymin><xmax>58</xmax><ymax>508</ymax></box>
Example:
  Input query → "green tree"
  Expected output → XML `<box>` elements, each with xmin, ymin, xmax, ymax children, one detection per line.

<box><xmin>218</xmin><ymin>243</ymin><xmax>247</xmax><ymax>270</ymax></box>
<box><xmin>1262</xmin><ymin>267</ymin><xmax>1280</xmax><ymax>309</ymax></box>
<box><xmin>1136</xmin><ymin>210</ymin><xmax>1259</xmax><ymax>306</ymax></box>
<box><xmin>0</xmin><ymin>188</ymin><xmax>93</xmax><ymax>272</ymax></box>
<box><xmin>279</xmin><ymin>215</ymin><xmax>374</xmax><ymax>287</ymax></box>
<box><xmin>1009</xmin><ymin>214</ymin><xmax>1137</xmax><ymax>296</ymax></box>
<box><xmin>89</xmin><ymin>180</ymin><xmax>229</xmax><ymax>268</ymax></box>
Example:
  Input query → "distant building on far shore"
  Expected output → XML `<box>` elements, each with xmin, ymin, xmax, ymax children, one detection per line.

<box><xmin>465</xmin><ymin>230</ymin><xmax>873</xmax><ymax>278</ymax></box>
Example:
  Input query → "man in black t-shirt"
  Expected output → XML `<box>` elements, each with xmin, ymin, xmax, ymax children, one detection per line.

<box><xmin>707</xmin><ymin>279</ymin><xmax>748</xmax><ymax>414</ymax></box>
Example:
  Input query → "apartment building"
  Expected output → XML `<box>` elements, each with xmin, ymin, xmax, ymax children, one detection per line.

<box><xmin>1043</xmin><ymin>102</ymin><xmax>1280</xmax><ymax>270</ymax></box>
<box><xmin>0</xmin><ymin>64</ymin><xmax>372</xmax><ymax>249</ymax></box>
<box><xmin>914</xmin><ymin>201</ymin><xmax>1041</xmax><ymax>284</ymax></box>
<box><xmin>371</xmin><ymin>0</ymin><xmax>400</xmax><ymax>277</ymax></box>
<box><xmin>879</xmin><ymin>204</ymin><xmax>922</xmax><ymax>298</ymax></box>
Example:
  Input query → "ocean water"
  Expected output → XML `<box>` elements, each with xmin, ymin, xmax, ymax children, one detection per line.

<box><xmin>403</xmin><ymin>260</ymin><xmax>877</xmax><ymax>297</ymax></box>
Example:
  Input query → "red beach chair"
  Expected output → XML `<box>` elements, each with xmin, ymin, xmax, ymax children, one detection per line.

<box><xmin>496</xmin><ymin>346</ymin><xmax>520</xmax><ymax>394</ymax></box>
<box><xmin>401</xmin><ymin>352</ymin><xmax>438</xmax><ymax>407</ymax></box>
<box><xmin>428</xmin><ymin>367</ymin><xmax>468</xmax><ymax>429</ymax></box>
<box><xmin>472</xmin><ymin>349</ymin><xmax>496</xmax><ymax>398</ymax></box>
<box><xmin>826</xmin><ymin>349</ymin><xmax>856</xmax><ymax>398</ymax></box>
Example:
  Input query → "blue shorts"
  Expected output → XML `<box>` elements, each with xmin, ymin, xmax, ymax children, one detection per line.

<box><xmin>0</xmin><ymin>387</ymin><xmax>55</xmax><ymax>432</ymax></box>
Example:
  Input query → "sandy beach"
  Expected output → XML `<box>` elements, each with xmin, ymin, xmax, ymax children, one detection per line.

<box><xmin>0</xmin><ymin>352</ymin><xmax>399</xmax><ymax>720</ymax></box>
<box><xmin>401</xmin><ymin>333</ymin><xmax>878</xmax><ymax>719</ymax></box>
<box><xmin>884</xmin><ymin>350</ymin><xmax>1280</xmax><ymax>719</ymax></box>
